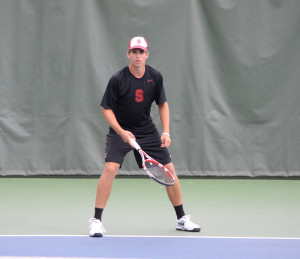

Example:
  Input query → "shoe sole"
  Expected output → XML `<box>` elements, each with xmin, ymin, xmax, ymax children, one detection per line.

<box><xmin>90</xmin><ymin>233</ymin><xmax>103</xmax><ymax>237</ymax></box>
<box><xmin>176</xmin><ymin>227</ymin><xmax>201</xmax><ymax>232</ymax></box>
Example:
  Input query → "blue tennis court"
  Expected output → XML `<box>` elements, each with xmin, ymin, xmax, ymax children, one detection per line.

<box><xmin>1</xmin><ymin>235</ymin><xmax>300</xmax><ymax>259</ymax></box>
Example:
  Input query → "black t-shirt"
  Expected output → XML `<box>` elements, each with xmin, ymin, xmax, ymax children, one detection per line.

<box><xmin>101</xmin><ymin>65</ymin><xmax>167</xmax><ymax>134</ymax></box>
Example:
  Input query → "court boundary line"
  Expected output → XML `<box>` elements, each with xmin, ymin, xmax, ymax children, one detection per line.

<box><xmin>1</xmin><ymin>234</ymin><xmax>300</xmax><ymax>240</ymax></box>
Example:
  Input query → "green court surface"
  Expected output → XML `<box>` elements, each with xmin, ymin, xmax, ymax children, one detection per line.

<box><xmin>0</xmin><ymin>177</ymin><xmax>299</xmax><ymax>237</ymax></box>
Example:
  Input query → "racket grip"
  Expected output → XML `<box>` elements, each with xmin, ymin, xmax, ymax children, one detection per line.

<box><xmin>130</xmin><ymin>138</ymin><xmax>141</xmax><ymax>150</ymax></box>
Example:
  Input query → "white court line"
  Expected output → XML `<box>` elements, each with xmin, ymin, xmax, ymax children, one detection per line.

<box><xmin>0</xmin><ymin>234</ymin><xmax>300</xmax><ymax>240</ymax></box>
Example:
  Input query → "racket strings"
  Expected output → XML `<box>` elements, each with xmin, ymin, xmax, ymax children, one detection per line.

<box><xmin>145</xmin><ymin>161</ymin><xmax>174</xmax><ymax>185</ymax></box>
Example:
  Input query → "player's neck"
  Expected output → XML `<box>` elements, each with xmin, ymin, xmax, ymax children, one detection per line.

<box><xmin>128</xmin><ymin>64</ymin><xmax>145</xmax><ymax>79</ymax></box>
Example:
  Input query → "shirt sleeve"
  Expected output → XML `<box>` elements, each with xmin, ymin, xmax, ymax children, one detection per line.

<box><xmin>154</xmin><ymin>73</ymin><xmax>167</xmax><ymax>105</ymax></box>
<box><xmin>100</xmin><ymin>75</ymin><xmax>119</xmax><ymax>110</ymax></box>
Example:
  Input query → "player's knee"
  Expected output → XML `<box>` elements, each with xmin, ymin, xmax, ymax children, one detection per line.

<box><xmin>104</xmin><ymin>163</ymin><xmax>119</xmax><ymax>176</ymax></box>
<box><xmin>165</xmin><ymin>162</ymin><xmax>175</xmax><ymax>172</ymax></box>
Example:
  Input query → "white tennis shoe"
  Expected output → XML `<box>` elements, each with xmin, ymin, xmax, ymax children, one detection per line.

<box><xmin>89</xmin><ymin>218</ymin><xmax>106</xmax><ymax>237</ymax></box>
<box><xmin>176</xmin><ymin>215</ymin><xmax>201</xmax><ymax>232</ymax></box>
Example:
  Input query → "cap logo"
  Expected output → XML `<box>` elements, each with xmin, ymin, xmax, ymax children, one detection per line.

<box><xmin>137</xmin><ymin>39</ymin><xmax>141</xmax><ymax>44</ymax></box>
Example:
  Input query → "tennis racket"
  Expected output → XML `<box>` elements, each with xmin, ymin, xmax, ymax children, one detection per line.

<box><xmin>130</xmin><ymin>138</ymin><xmax>175</xmax><ymax>186</ymax></box>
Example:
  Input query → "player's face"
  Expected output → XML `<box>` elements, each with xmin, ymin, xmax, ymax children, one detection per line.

<box><xmin>127</xmin><ymin>49</ymin><xmax>149</xmax><ymax>68</ymax></box>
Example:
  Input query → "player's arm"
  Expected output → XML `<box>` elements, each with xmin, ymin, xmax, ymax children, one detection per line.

<box><xmin>101</xmin><ymin>107</ymin><xmax>135</xmax><ymax>144</ymax></box>
<box><xmin>158</xmin><ymin>101</ymin><xmax>171</xmax><ymax>148</ymax></box>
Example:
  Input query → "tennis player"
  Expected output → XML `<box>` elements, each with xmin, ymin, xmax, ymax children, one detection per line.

<box><xmin>89</xmin><ymin>36</ymin><xmax>200</xmax><ymax>237</ymax></box>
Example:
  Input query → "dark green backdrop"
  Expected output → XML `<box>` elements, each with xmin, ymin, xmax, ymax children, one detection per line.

<box><xmin>1</xmin><ymin>0</ymin><xmax>300</xmax><ymax>176</ymax></box>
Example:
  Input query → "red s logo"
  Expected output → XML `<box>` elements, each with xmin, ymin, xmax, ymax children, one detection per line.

<box><xmin>135</xmin><ymin>89</ymin><xmax>144</xmax><ymax>102</ymax></box>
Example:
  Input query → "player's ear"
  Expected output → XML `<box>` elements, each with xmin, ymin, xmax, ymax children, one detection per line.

<box><xmin>127</xmin><ymin>50</ymin><xmax>131</xmax><ymax>59</ymax></box>
<box><xmin>145</xmin><ymin>51</ymin><xmax>149</xmax><ymax>59</ymax></box>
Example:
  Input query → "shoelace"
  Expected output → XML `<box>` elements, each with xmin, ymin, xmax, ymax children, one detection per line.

<box><xmin>178</xmin><ymin>215</ymin><xmax>191</xmax><ymax>222</ymax></box>
<box><xmin>89</xmin><ymin>218</ymin><xmax>99</xmax><ymax>224</ymax></box>
<box><xmin>184</xmin><ymin>215</ymin><xmax>191</xmax><ymax>221</ymax></box>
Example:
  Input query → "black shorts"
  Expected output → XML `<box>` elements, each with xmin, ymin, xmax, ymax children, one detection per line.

<box><xmin>105</xmin><ymin>129</ymin><xmax>172</xmax><ymax>168</ymax></box>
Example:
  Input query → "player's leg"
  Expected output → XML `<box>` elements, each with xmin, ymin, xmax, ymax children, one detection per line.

<box><xmin>95</xmin><ymin>131</ymin><xmax>131</xmax><ymax>211</ymax></box>
<box><xmin>164</xmin><ymin>162</ymin><xmax>182</xmax><ymax>206</ymax></box>
<box><xmin>134</xmin><ymin>132</ymin><xmax>200</xmax><ymax>232</ymax></box>
<box><xmin>90</xmin><ymin>131</ymin><xmax>131</xmax><ymax>237</ymax></box>
<box><xmin>89</xmin><ymin>162</ymin><xmax>120</xmax><ymax>237</ymax></box>
<box><xmin>136</xmin><ymin>133</ymin><xmax>183</xmax><ymax>208</ymax></box>
<box><xmin>165</xmin><ymin>162</ymin><xmax>201</xmax><ymax>232</ymax></box>
<box><xmin>95</xmin><ymin>162</ymin><xmax>120</xmax><ymax>208</ymax></box>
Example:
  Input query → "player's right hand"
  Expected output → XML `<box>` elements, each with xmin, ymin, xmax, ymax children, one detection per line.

<box><xmin>120</xmin><ymin>130</ymin><xmax>136</xmax><ymax>147</ymax></box>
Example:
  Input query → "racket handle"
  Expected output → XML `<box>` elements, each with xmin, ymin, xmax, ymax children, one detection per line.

<box><xmin>130</xmin><ymin>138</ymin><xmax>141</xmax><ymax>150</ymax></box>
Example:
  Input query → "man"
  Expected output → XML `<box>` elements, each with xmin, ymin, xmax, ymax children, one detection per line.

<box><xmin>89</xmin><ymin>36</ymin><xmax>200</xmax><ymax>237</ymax></box>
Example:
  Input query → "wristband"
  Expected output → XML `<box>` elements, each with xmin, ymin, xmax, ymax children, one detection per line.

<box><xmin>162</xmin><ymin>132</ymin><xmax>170</xmax><ymax>136</ymax></box>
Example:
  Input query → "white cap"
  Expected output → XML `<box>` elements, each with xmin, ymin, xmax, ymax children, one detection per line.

<box><xmin>128</xmin><ymin>36</ymin><xmax>148</xmax><ymax>51</ymax></box>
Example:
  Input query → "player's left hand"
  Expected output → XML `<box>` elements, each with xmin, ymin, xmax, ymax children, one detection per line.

<box><xmin>161</xmin><ymin>134</ymin><xmax>171</xmax><ymax>148</ymax></box>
